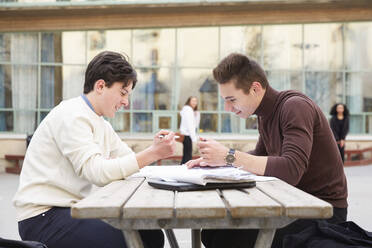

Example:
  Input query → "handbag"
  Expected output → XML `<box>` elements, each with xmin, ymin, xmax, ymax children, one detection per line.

<box><xmin>175</xmin><ymin>132</ymin><xmax>185</xmax><ymax>143</ymax></box>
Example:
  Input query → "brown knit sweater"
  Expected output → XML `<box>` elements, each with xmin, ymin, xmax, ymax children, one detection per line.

<box><xmin>252</xmin><ymin>86</ymin><xmax>348</xmax><ymax>208</ymax></box>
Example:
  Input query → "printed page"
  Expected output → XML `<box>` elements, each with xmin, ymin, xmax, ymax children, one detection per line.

<box><xmin>130</xmin><ymin>165</ymin><xmax>277</xmax><ymax>185</ymax></box>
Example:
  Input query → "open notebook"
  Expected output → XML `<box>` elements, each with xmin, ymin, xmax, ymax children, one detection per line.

<box><xmin>130</xmin><ymin>165</ymin><xmax>277</xmax><ymax>191</ymax></box>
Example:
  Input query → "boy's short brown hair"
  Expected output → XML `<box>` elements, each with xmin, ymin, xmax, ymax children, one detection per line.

<box><xmin>213</xmin><ymin>53</ymin><xmax>268</xmax><ymax>93</ymax></box>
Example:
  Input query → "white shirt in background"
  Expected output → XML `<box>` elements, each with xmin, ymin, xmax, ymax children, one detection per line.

<box><xmin>179</xmin><ymin>105</ymin><xmax>200</xmax><ymax>142</ymax></box>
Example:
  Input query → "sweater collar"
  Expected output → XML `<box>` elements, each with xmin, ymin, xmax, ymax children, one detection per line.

<box><xmin>254</xmin><ymin>85</ymin><xmax>280</xmax><ymax>118</ymax></box>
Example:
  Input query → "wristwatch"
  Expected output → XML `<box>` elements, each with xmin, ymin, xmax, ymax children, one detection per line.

<box><xmin>224</xmin><ymin>148</ymin><xmax>236</xmax><ymax>166</ymax></box>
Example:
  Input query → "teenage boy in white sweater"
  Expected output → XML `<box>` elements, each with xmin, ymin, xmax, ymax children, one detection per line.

<box><xmin>13</xmin><ymin>51</ymin><xmax>175</xmax><ymax>248</ymax></box>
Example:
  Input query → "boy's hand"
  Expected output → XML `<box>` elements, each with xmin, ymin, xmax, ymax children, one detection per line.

<box><xmin>152</xmin><ymin>130</ymin><xmax>176</xmax><ymax>160</ymax></box>
<box><xmin>186</xmin><ymin>137</ymin><xmax>229</xmax><ymax>168</ymax></box>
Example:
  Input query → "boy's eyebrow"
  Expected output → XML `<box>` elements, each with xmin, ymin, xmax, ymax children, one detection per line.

<box><xmin>225</xmin><ymin>96</ymin><xmax>235</xmax><ymax>100</ymax></box>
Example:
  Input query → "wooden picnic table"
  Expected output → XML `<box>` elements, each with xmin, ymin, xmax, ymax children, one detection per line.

<box><xmin>71</xmin><ymin>177</ymin><xmax>332</xmax><ymax>248</ymax></box>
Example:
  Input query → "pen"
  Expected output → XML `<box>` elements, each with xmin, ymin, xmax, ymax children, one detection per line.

<box><xmin>159</xmin><ymin>134</ymin><xmax>180</xmax><ymax>139</ymax></box>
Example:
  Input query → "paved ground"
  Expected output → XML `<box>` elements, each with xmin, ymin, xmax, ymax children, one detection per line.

<box><xmin>1</xmin><ymin>165</ymin><xmax>371</xmax><ymax>247</ymax></box>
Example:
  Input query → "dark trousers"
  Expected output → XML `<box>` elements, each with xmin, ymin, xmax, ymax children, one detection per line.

<box><xmin>18</xmin><ymin>207</ymin><xmax>164</xmax><ymax>248</ymax></box>
<box><xmin>201</xmin><ymin>207</ymin><xmax>347</xmax><ymax>248</ymax></box>
<box><xmin>337</xmin><ymin>144</ymin><xmax>345</xmax><ymax>162</ymax></box>
<box><xmin>181</xmin><ymin>135</ymin><xmax>192</xmax><ymax>164</ymax></box>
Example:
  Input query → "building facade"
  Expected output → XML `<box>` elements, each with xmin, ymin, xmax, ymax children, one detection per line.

<box><xmin>1</xmin><ymin>1</ymin><xmax>372</xmax><ymax>169</ymax></box>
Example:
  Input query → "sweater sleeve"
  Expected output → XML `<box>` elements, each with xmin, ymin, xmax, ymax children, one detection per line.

<box><xmin>107</xmin><ymin>121</ymin><xmax>134</xmax><ymax>158</ymax></box>
<box><xmin>248</xmin><ymin>136</ymin><xmax>268</xmax><ymax>156</ymax></box>
<box><xmin>55</xmin><ymin>116</ymin><xmax>139</xmax><ymax>187</ymax></box>
<box><xmin>264</xmin><ymin>97</ymin><xmax>314</xmax><ymax>186</ymax></box>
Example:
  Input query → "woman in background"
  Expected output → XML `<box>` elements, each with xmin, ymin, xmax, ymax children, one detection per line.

<box><xmin>180</xmin><ymin>96</ymin><xmax>200</xmax><ymax>164</ymax></box>
<box><xmin>330</xmin><ymin>103</ymin><xmax>350</xmax><ymax>163</ymax></box>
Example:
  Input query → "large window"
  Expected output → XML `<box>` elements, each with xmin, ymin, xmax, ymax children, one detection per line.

<box><xmin>1</xmin><ymin>22</ymin><xmax>372</xmax><ymax>134</ymax></box>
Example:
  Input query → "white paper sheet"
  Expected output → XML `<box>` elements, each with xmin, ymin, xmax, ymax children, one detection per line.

<box><xmin>130</xmin><ymin>165</ymin><xmax>277</xmax><ymax>185</ymax></box>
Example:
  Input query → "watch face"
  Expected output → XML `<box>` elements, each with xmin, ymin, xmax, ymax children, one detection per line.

<box><xmin>225</xmin><ymin>154</ymin><xmax>236</xmax><ymax>164</ymax></box>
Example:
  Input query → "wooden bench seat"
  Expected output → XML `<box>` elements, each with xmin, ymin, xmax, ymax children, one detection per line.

<box><xmin>344</xmin><ymin>147</ymin><xmax>372</xmax><ymax>166</ymax></box>
<box><xmin>4</xmin><ymin>154</ymin><xmax>24</xmax><ymax>174</ymax></box>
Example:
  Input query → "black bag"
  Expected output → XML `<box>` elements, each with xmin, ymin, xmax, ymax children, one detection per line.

<box><xmin>0</xmin><ymin>237</ymin><xmax>48</xmax><ymax>248</ymax></box>
<box><xmin>283</xmin><ymin>220</ymin><xmax>372</xmax><ymax>248</ymax></box>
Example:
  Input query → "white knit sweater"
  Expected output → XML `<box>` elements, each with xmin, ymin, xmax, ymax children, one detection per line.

<box><xmin>13</xmin><ymin>96</ymin><xmax>139</xmax><ymax>221</ymax></box>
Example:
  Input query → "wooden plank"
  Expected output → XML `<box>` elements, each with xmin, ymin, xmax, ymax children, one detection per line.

<box><xmin>71</xmin><ymin>177</ymin><xmax>144</xmax><ymax>219</ymax></box>
<box><xmin>254</xmin><ymin>229</ymin><xmax>276</xmax><ymax>248</ymax></box>
<box><xmin>222</xmin><ymin>188</ymin><xmax>282</xmax><ymax>218</ymax></box>
<box><xmin>256</xmin><ymin>180</ymin><xmax>333</xmax><ymax>219</ymax></box>
<box><xmin>122</xmin><ymin>229</ymin><xmax>144</xmax><ymax>248</ymax></box>
<box><xmin>123</xmin><ymin>181</ymin><xmax>174</xmax><ymax>219</ymax></box>
<box><xmin>175</xmin><ymin>190</ymin><xmax>226</xmax><ymax>219</ymax></box>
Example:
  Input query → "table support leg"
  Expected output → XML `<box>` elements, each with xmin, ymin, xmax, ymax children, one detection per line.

<box><xmin>254</xmin><ymin>229</ymin><xmax>276</xmax><ymax>248</ymax></box>
<box><xmin>122</xmin><ymin>229</ymin><xmax>144</xmax><ymax>248</ymax></box>
<box><xmin>165</xmin><ymin>229</ymin><xmax>180</xmax><ymax>248</ymax></box>
<box><xmin>191</xmin><ymin>229</ymin><xmax>201</xmax><ymax>248</ymax></box>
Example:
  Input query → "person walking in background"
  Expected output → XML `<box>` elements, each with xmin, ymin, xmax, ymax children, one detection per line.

<box><xmin>330</xmin><ymin>103</ymin><xmax>350</xmax><ymax>163</ymax></box>
<box><xmin>179</xmin><ymin>96</ymin><xmax>200</xmax><ymax>164</ymax></box>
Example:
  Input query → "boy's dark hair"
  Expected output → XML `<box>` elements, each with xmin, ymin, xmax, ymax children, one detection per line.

<box><xmin>330</xmin><ymin>103</ymin><xmax>350</xmax><ymax>117</ymax></box>
<box><xmin>213</xmin><ymin>53</ymin><xmax>268</xmax><ymax>93</ymax></box>
<box><xmin>84</xmin><ymin>51</ymin><xmax>137</xmax><ymax>94</ymax></box>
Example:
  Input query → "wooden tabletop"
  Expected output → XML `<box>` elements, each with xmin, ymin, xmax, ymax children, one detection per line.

<box><xmin>71</xmin><ymin>177</ymin><xmax>332</xmax><ymax>248</ymax></box>
<box><xmin>72</xmin><ymin>177</ymin><xmax>332</xmax><ymax>220</ymax></box>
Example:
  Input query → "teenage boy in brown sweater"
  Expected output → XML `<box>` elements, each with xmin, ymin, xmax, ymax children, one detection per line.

<box><xmin>186</xmin><ymin>53</ymin><xmax>348</xmax><ymax>248</ymax></box>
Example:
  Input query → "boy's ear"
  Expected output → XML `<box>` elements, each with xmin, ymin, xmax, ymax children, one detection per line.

<box><xmin>94</xmin><ymin>79</ymin><xmax>105</xmax><ymax>94</ymax></box>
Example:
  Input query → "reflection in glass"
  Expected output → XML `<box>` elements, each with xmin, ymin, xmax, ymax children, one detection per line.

<box><xmin>40</xmin><ymin>111</ymin><xmax>50</xmax><ymax>123</ymax></box>
<box><xmin>0</xmin><ymin>111</ymin><xmax>13</xmax><ymax>132</ymax></box>
<box><xmin>345</xmin><ymin>22</ymin><xmax>372</xmax><ymax>70</ymax></box>
<box><xmin>245</xmin><ymin>116</ymin><xmax>258</xmax><ymax>130</ymax></box>
<box><xmin>133</xmin><ymin>113</ymin><xmax>152</xmax><ymax>133</ymax></box>
<box><xmin>345</xmin><ymin>72</ymin><xmax>372</xmax><ymax>113</ymax></box>
<box><xmin>132</xmin><ymin>68</ymin><xmax>172</xmax><ymax>110</ymax></box>
<box><xmin>14</xmin><ymin>110</ymin><xmax>37</xmax><ymax>133</ymax></box>
<box><xmin>177</xmin><ymin>27</ymin><xmax>218</xmax><ymax>67</ymax></box>
<box><xmin>366</xmin><ymin>115</ymin><xmax>372</xmax><ymax>134</ymax></box>
<box><xmin>266</xmin><ymin>71</ymin><xmax>302</xmax><ymax>91</ymax></box>
<box><xmin>0</xmin><ymin>34</ymin><xmax>11</xmax><ymax>61</ymax></box>
<box><xmin>41</xmin><ymin>33</ymin><xmax>62</xmax><ymax>63</ymax></box>
<box><xmin>305</xmin><ymin>72</ymin><xmax>342</xmax><ymax>113</ymax></box>
<box><xmin>133</xmin><ymin>29</ymin><xmax>175</xmax><ymax>67</ymax></box>
<box><xmin>304</xmin><ymin>23</ymin><xmax>343</xmax><ymax>70</ymax></box>
<box><xmin>178</xmin><ymin>69</ymin><xmax>217</xmax><ymax>111</ymax></box>
<box><xmin>62</xmin><ymin>32</ymin><xmax>86</xmax><ymax>64</ymax></box>
<box><xmin>158</xmin><ymin>116</ymin><xmax>171</xmax><ymax>129</ymax></box>
<box><xmin>220</xmin><ymin>26</ymin><xmax>262</xmax><ymax>62</ymax></box>
<box><xmin>0</xmin><ymin>65</ymin><xmax>12</xmax><ymax>109</ymax></box>
<box><xmin>109</xmin><ymin>112</ymin><xmax>130</xmax><ymax>132</ymax></box>
<box><xmin>221</xmin><ymin>113</ymin><xmax>240</xmax><ymax>133</ymax></box>
<box><xmin>200</xmin><ymin>113</ymin><xmax>217</xmax><ymax>132</ymax></box>
<box><xmin>11</xmin><ymin>65</ymin><xmax>38</xmax><ymax>133</ymax></box>
<box><xmin>41</xmin><ymin>66</ymin><xmax>62</xmax><ymax>108</ymax></box>
<box><xmin>62</xmin><ymin>66</ymin><xmax>85</xmax><ymax>99</ymax></box>
<box><xmin>11</xmin><ymin>33</ymin><xmax>38</xmax><ymax>63</ymax></box>
<box><xmin>87</xmin><ymin>30</ymin><xmax>132</xmax><ymax>61</ymax></box>
<box><xmin>263</xmin><ymin>25</ymin><xmax>302</xmax><ymax>69</ymax></box>
<box><xmin>349</xmin><ymin>115</ymin><xmax>363</xmax><ymax>134</ymax></box>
